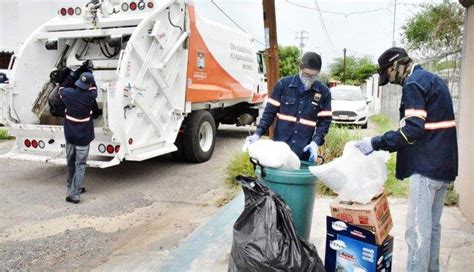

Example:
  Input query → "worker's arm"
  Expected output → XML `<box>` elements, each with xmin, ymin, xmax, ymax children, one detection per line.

<box><xmin>255</xmin><ymin>80</ymin><xmax>283</xmax><ymax>136</ymax></box>
<box><xmin>313</xmin><ymin>90</ymin><xmax>332</xmax><ymax>146</ymax></box>
<box><xmin>371</xmin><ymin>82</ymin><xmax>426</xmax><ymax>152</ymax></box>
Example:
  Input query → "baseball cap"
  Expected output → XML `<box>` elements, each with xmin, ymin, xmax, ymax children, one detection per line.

<box><xmin>377</xmin><ymin>47</ymin><xmax>408</xmax><ymax>86</ymax></box>
<box><xmin>75</xmin><ymin>72</ymin><xmax>94</xmax><ymax>90</ymax></box>
<box><xmin>300</xmin><ymin>52</ymin><xmax>322</xmax><ymax>71</ymax></box>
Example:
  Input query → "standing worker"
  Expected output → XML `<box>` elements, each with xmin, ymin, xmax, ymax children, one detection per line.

<box><xmin>355</xmin><ymin>47</ymin><xmax>458</xmax><ymax>272</ymax></box>
<box><xmin>60</xmin><ymin>72</ymin><xmax>98</xmax><ymax>204</ymax></box>
<box><xmin>245</xmin><ymin>52</ymin><xmax>332</xmax><ymax>162</ymax></box>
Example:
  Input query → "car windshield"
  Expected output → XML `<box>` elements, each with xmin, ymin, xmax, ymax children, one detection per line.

<box><xmin>331</xmin><ymin>88</ymin><xmax>364</xmax><ymax>101</ymax></box>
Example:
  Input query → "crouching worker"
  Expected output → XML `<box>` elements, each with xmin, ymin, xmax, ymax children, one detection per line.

<box><xmin>60</xmin><ymin>72</ymin><xmax>98</xmax><ymax>204</ymax></box>
<box><xmin>355</xmin><ymin>47</ymin><xmax>458</xmax><ymax>272</ymax></box>
<box><xmin>245</xmin><ymin>52</ymin><xmax>332</xmax><ymax>162</ymax></box>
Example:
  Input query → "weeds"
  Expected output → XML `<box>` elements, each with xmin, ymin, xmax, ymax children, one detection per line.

<box><xmin>0</xmin><ymin>129</ymin><xmax>13</xmax><ymax>141</ymax></box>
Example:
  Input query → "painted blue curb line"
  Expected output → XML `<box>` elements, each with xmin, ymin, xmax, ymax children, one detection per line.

<box><xmin>157</xmin><ymin>192</ymin><xmax>244</xmax><ymax>272</ymax></box>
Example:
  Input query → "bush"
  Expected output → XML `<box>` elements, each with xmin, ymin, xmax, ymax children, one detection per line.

<box><xmin>444</xmin><ymin>183</ymin><xmax>459</xmax><ymax>206</ymax></box>
<box><xmin>317</xmin><ymin>125</ymin><xmax>364</xmax><ymax>195</ymax></box>
<box><xmin>0</xmin><ymin>129</ymin><xmax>13</xmax><ymax>141</ymax></box>
<box><xmin>224</xmin><ymin>151</ymin><xmax>255</xmax><ymax>189</ymax></box>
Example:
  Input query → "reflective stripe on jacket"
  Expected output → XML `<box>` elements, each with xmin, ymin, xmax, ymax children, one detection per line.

<box><xmin>256</xmin><ymin>75</ymin><xmax>332</xmax><ymax>159</ymax></box>
<box><xmin>60</xmin><ymin>86</ymin><xmax>98</xmax><ymax>146</ymax></box>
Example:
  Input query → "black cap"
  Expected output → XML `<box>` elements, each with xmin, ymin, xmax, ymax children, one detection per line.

<box><xmin>300</xmin><ymin>52</ymin><xmax>322</xmax><ymax>71</ymax></box>
<box><xmin>75</xmin><ymin>72</ymin><xmax>94</xmax><ymax>90</ymax></box>
<box><xmin>377</xmin><ymin>47</ymin><xmax>408</xmax><ymax>86</ymax></box>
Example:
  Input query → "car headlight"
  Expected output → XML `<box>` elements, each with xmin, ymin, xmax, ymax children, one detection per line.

<box><xmin>356</xmin><ymin>106</ymin><xmax>366</xmax><ymax>112</ymax></box>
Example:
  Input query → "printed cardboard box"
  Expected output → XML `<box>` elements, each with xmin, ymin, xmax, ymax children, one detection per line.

<box><xmin>325</xmin><ymin>216</ymin><xmax>394</xmax><ymax>272</ymax></box>
<box><xmin>330</xmin><ymin>191</ymin><xmax>393</xmax><ymax>245</ymax></box>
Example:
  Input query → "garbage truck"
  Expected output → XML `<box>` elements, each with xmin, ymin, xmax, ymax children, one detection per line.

<box><xmin>0</xmin><ymin>0</ymin><xmax>267</xmax><ymax>168</ymax></box>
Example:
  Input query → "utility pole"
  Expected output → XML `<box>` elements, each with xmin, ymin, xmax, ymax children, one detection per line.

<box><xmin>392</xmin><ymin>0</ymin><xmax>397</xmax><ymax>47</ymax></box>
<box><xmin>343</xmin><ymin>48</ymin><xmax>347</xmax><ymax>84</ymax></box>
<box><xmin>295</xmin><ymin>30</ymin><xmax>309</xmax><ymax>53</ymax></box>
<box><xmin>262</xmin><ymin>0</ymin><xmax>279</xmax><ymax>137</ymax></box>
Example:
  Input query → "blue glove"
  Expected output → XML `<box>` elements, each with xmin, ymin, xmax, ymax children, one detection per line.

<box><xmin>303</xmin><ymin>141</ymin><xmax>319</xmax><ymax>163</ymax></box>
<box><xmin>245</xmin><ymin>133</ymin><xmax>260</xmax><ymax>145</ymax></box>
<box><xmin>355</xmin><ymin>137</ymin><xmax>374</xmax><ymax>155</ymax></box>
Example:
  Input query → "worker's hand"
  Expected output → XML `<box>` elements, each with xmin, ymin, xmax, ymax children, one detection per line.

<box><xmin>245</xmin><ymin>134</ymin><xmax>260</xmax><ymax>145</ymax></box>
<box><xmin>242</xmin><ymin>133</ymin><xmax>260</xmax><ymax>152</ymax></box>
<box><xmin>303</xmin><ymin>141</ymin><xmax>318</xmax><ymax>163</ymax></box>
<box><xmin>355</xmin><ymin>137</ymin><xmax>374</xmax><ymax>155</ymax></box>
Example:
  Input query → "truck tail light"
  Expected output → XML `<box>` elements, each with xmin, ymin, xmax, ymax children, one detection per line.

<box><xmin>24</xmin><ymin>139</ymin><xmax>31</xmax><ymax>148</ymax></box>
<box><xmin>147</xmin><ymin>2</ymin><xmax>154</xmax><ymax>8</ymax></box>
<box><xmin>67</xmin><ymin>7</ymin><xmax>74</xmax><ymax>16</ymax></box>
<box><xmin>75</xmin><ymin>7</ymin><xmax>82</xmax><ymax>16</ymax></box>
<box><xmin>98</xmin><ymin>144</ymin><xmax>106</xmax><ymax>153</ymax></box>
<box><xmin>32</xmin><ymin>140</ymin><xmax>38</xmax><ymax>148</ymax></box>
<box><xmin>130</xmin><ymin>2</ymin><xmax>137</xmax><ymax>11</ymax></box>
<box><xmin>60</xmin><ymin>8</ymin><xmax>67</xmax><ymax>16</ymax></box>
<box><xmin>121</xmin><ymin>2</ymin><xmax>129</xmax><ymax>11</ymax></box>
<box><xmin>115</xmin><ymin>145</ymin><xmax>120</xmax><ymax>153</ymax></box>
<box><xmin>106</xmin><ymin>145</ymin><xmax>114</xmax><ymax>154</ymax></box>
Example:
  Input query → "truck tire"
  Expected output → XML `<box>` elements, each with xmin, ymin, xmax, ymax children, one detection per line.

<box><xmin>183</xmin><ymin>110</ymin><xmax>216</xmax><ymax>163</ymax></box>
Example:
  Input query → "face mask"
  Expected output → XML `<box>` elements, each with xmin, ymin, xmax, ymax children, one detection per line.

<box><xmin>388</xmin><ymin>59</ymin><xmax>412</xmax><ymax>86</ymax></box>
<box><xmin>299</xmin><ymin>71</ymin><xmax>317</xmax><ymax>90</ymax></box>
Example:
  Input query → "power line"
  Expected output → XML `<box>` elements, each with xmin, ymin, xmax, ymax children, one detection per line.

<box><xmin>210</xmin><ymin>0</ymin><xmax>264</xmax><ymax>46</ymax></box>
<box><xmin>313</xmin><ymin>0</ymin><xmax>337</xmax><ymax>53</ymax></box>
<box><xmin>286</xmin><ymin>0</ymin><xmax>391</xmax><ymax>17</ymax></box>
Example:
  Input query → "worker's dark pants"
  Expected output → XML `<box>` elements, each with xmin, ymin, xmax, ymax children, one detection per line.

<box><xmin>66</xmin><ymin>142</ymin><xmax>90</xmax><ymax>200</ymax></box>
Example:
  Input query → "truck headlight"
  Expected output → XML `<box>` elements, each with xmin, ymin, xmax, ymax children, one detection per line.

<box><xmin>356</xmin><ymin>106</ymin><xmax>366</xmax><ymax>112</ymax></box>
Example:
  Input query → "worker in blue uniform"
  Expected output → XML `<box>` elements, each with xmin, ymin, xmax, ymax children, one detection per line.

<box><xmin>60</xmin><ymin>72</ymin><xmax>98</xmax><ymax>204</ymax></box>
<box><xmin>245</xmin><ymin>52</ymin><xmax>332</xmax><ymax>162</ymax></box>
<box><xmin>355</xmin><ymin>47</ymin><xmax>458</xmax><ymax>272</ymax></box>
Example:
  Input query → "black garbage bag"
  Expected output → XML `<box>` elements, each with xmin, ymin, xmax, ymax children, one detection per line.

<box><xmin>229</xmin><ymin>175</ymin><xmax>325</xmax><ymax>272</ymax></box>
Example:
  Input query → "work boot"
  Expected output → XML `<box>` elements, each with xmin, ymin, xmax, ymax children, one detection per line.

<box><xmin>81</xmin><ymin>187</ymin><xmax>86</xmax><ymax>194</ymax></box>
<box><xmin>66</xmin><ymin>196</ymin><xmax>80</xmax><ymax>204</ymax></box>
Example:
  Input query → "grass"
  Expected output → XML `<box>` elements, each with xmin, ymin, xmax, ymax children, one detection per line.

<box><xmin>0</xmin><ymin>129</ymin><xmax>14</xmax><ymax>141</ymax></box>
<box><xmin>217</xmin><ymin>151</ymin><xmax>255</xmax><ymax>206</ymax></box>
<box><xmin>370</xmin><ymin>114</ymin><xmax>394</xmax><ymax>133</ymax></box>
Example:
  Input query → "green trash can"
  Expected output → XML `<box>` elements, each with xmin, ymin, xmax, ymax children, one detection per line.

<box><xmin>254</xmin><ymin>161</ymin><xmax>318</xmax><ymax>241</ymax></box>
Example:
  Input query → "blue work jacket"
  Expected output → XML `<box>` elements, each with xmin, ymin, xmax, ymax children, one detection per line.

<box><xmin>372</xmin><ymin>65</ymin><xmax>458</xmax><ymax>181</ymax></box>
<box><xmin>256</xmin><ymin>75</ymin><xmax>332</xmax><ymax>159</ymax></box>
<box><xmin>60</xmin><ymin>86</ymin><xmax>98</xmax><ymax>146</ymax></box>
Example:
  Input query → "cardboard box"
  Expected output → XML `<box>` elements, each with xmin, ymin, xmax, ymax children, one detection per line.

<box><xmin>325</xmin><ymin>216</ymin><xmax>394</xmax><ymax>272</ymax></box>
<box><xmin>330</xmin><ymin>191</ymin><xmax>393</xmax><ymax>245</ymax></box>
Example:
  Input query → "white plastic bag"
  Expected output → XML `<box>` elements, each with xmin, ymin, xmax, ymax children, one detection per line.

<box><xmin>309</xmin><ymin>141</ymin><xmax>390</xmax><ymax>204</ymax></box>
<box><xmin>246</xmin><ymin>139</ymin><xmax>301</xmax><ymax>170</ymax></box>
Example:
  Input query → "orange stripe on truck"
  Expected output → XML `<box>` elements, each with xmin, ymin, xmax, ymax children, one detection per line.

<box><xmin>185</xmin><ymin>6</ymin><xmax>252</xmax><ymax>103</ymax></box>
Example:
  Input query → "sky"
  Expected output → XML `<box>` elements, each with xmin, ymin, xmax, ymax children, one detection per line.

<box><xmin>0</xmin><ymin>0</ymin><xmax>454</xmax><ymax>71</ymax></box>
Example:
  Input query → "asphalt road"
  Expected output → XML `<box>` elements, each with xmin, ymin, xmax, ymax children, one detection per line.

<box><xmin>0</xmin><ymin>125</ymin><xmax>252</xmax><ymax>271</ymax></box>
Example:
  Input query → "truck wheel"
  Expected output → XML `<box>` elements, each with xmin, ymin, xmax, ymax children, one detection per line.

<box><xmin>183</xmin><ymin>110</ymin><xmax>216</xmax><ymax>163</ymax></box>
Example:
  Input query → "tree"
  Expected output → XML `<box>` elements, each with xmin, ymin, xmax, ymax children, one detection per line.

<box><xmin>278</xmin><ymin>46</ymin><xmax>301</xmax><ymax>77</ymax></box>
<box><xmin>329</xmin><ymin>55</ymin><xmax>377</xmax><ymax>86</ymax></box>
<box><xmin>402</xmin><ymin>2</ymin><xmax>464</xmax><ymax>59</ymax></box>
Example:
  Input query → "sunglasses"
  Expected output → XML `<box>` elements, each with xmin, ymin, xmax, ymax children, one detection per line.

<box><xmin>301</xmin><ymin>71</ymin><xmax>319</xmax><ymax>80</ymax></box>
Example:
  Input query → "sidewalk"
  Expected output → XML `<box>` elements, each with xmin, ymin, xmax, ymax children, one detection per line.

<box><xmin>155</xmin><ymin>193</ymin><xmax>474</xmax><ymax>271</ymax></box>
